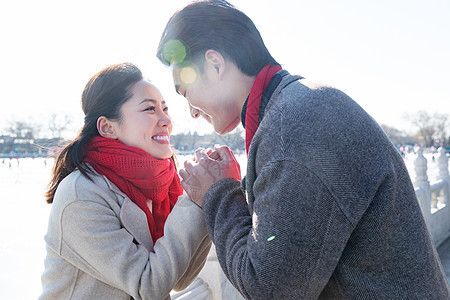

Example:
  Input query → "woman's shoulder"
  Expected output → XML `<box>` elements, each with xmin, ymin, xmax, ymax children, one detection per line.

<box><xmin>54</xmin><ymin>167</ymin><xmax>115</xmax><ymax>208</ymax></box>
<box><xmin>58</xmin><ymin>168</ymin><xmax>96</xmax><ymax>192</ymax></box>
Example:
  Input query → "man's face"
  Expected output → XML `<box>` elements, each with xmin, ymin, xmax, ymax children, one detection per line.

<box><xmin>171</xmin><ymin>63</ymin><xmax>241</xmax><ymax>135</ymax></box>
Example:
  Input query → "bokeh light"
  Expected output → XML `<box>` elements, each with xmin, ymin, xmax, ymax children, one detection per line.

<box><xmin>163</xmin><ymin>39</ymin><xmax>186</xmax><ymax>64</ymax></box>
<box><xmin>180</xmin><ymin>66</ymin><xmax>197</xmax><ymax>85</ymax></box>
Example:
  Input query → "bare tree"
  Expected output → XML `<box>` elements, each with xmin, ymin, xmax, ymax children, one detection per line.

<box><xmin>433</xmin><ymin>113</ymin><xmax>448</xmax><ymax>146</ymax></box>
<box><xmin>5</xmin><ymin>118</ymin><xmax>40</xmax><ymax>139</ymax></box>
<box><xmin>48</xmin><ymin>113</ymin><xmax>72</xmax><ymax>139</ymax></box>
<box><xmin>380</xmin><ymin>124</ymin><xmax>414</xmax><ymax>145</ymax></box>
<box><xmin>406</xmin><ymin>111</ymin><xmax>449</xmax><ymax>147</ymax></box>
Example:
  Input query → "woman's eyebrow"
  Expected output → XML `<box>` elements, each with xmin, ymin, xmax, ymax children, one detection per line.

<box><xmin>139</xmin><ymin>99</ymin><xmax>167</xmax><ymax>105</ymax></box>
<box><xmin>139</xmin><ymin>99</ymin><xmax>156</xmax><ymax>105</ymax></box>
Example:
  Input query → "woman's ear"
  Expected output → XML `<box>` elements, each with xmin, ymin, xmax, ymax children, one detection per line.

<box><xmin>97</xmin><ymin>116</ymin><xmax>118</xmax><ymax>139</ymax></box>
<box><xmin>204</xmin><ymin>49</ymin><xmax>226</xmax><ymax>80</ymax></box>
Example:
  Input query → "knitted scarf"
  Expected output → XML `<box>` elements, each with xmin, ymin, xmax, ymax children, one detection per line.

<box><xmin>84</xmin><ymin>136</ymin><xmax>183</xmax><ymax>244</ymax></box>
<box><xmin>245</xmin><ymin>63</ymin><xmax>282</xmax><ymax>154</ymax></box>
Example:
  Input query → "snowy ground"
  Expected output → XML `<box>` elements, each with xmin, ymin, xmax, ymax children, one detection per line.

<box><xmin>0</xmin><ymin>152</ymin><xmax>444</xmax><ymax>299</ymax></box>
<box><xmin>0</xmin><ymin>157</ymin><xmax>53</xmax><ymax>299</ymax></box>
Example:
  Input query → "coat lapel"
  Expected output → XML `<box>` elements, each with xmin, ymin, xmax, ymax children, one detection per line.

<box><xmin>103</xmin><ymin>176</ymin><xmax>154</xmax><ymax>251</ymax></box>
<box><xmin>120</xmin><ymin>198</ymin><xmax>154</xmax><ymax>251</ymax></box>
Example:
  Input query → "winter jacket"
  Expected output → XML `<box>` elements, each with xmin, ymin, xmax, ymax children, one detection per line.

<box><xmin>203</xmin><ymin>70</ymin><xmax>450</xmax><ymax>299</ymax></box>
<box><xmin>40</xmin><ymin>166</ymin><xmax>211</xmax><ymax>300</ymax></box>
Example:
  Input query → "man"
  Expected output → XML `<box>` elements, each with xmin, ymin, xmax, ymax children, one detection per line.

<box><xmin>157</xmin><ymin>1</ymin><xmax>450</xmax><ymax>299</ymax></box>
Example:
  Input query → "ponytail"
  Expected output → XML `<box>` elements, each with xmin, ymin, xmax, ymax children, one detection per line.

<box><xmin>45</xmin><ymin>128</ymin><xmax>97</xmax><ymax>203</ymax></box>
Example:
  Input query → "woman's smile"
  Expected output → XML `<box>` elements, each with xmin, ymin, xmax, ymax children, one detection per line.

<box><xmin>152</xmin><ymin>133</ymin><xmax>170</xmax><ymax>144</ymax></box>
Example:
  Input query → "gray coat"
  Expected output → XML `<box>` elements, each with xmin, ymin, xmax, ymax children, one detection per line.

<box><xmin>203</xmin><ymin>71</ymin><xmax>450</xmax><ymax>299</ymax></box>
<box><xmin>40</xmin><ymin>166</ymin><xmax>211</xmax><ymax>300</ymax></box>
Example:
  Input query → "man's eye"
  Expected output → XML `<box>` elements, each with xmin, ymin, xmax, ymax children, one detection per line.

<box><xmin>163</xmin><ymin>107</ymin><xmax>169</xmax><ymax>112</ymax></box>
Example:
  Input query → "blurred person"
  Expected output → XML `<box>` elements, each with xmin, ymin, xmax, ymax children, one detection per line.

<box><xmin>157</xmin><ymin>1</ymin><xmax>450</xmax><ymax>299</ymax></box>
<box><xmin>40</xmin><ymin>63</ymin><xmax>211</xmax><ymax>300</ymax></box>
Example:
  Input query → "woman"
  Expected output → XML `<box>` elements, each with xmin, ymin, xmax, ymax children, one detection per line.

<box><xmin>40</xmin><ymin>63</ymin><xmax>211</xmax><ymax>300</ymax></box>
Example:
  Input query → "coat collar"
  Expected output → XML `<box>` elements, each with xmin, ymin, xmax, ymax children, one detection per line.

<box><xmin>120</xmin><ymin>197</ymin><xmax>154</xmax><ymax>251</ymax></box>
<box><xmin>89</xmin><ymin>165</ymin><xmax>154</xmax><ymax>251</ymax></box>
<box><xmin>263</xmin><ymin>70</ymin><xmax>304</xmax><ymax>116</ymax></box>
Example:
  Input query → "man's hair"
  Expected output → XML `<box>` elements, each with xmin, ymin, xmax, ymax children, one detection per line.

<box><xmin>157</xmin><ymin>0</ymin><xmax>278</xmax><ymax>76</ymax></box>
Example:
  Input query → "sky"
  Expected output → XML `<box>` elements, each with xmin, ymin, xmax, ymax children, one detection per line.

<box><xmin>1</xmin><ymin>0</ymin><xmax>449</xmax><ymax>138</ymax></box>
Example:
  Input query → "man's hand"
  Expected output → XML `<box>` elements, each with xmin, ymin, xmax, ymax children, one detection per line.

<box><xmin>179</xmin><ymin>145</ymin><xmax>241</xmax><ymax>207</ymax></box>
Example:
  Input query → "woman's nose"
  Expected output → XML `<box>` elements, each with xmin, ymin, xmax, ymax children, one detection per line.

<box><xmin>189</xmin><ymin>104</ymin><xmax>200</xmax><ymax>119</ymax></box>
<box><xmin>158</xmin><ymin>112</ymin><xmax>172</xmax><ymax>127</ymax></box>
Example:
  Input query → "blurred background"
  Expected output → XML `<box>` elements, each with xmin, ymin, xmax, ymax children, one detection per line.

<box><xmin>0</xmin><ymin>0</ymin><xmax>449</xmax><ymax>298</ymax></box>
<box><xmin>1</xmin><ymin>0</ymin><xmax>449</xmax><ymax>144</ymax></box>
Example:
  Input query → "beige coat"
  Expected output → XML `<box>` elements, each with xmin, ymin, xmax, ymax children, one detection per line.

<box><xmin>40</xmin><ymin>167</ymin><xmax>211</xmax><ymax>300</ymax></box>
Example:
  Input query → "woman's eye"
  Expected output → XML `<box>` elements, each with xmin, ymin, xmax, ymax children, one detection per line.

<box><xmin>144</xmin><ymin>106</ymin><xmax>156</xmax><ymax>112</ymax></box>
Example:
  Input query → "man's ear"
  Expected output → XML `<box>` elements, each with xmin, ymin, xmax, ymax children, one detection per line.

<box><xmin>204</xmin><ymin>49</ymin><xmax>226</xmax><ymax>80</ymax></box>
<box><xmin>97</xmin><ymin>116</ymin><xmax>118</xmax><ymax>139</ymax></box>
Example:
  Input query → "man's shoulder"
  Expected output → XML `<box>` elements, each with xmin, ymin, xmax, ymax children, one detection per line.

<box><xmin>279</xmin><ymin>76</ymin><xmax>351</xmax><ymax>104</ymax></box>
<box><xmin>262</xmin><ymin>74</ymin><xmax>385</xmax><ymax>159</ymax></box>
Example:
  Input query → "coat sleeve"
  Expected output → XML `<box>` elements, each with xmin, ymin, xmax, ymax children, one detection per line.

<box><xmin>60</xmin><ymin>194</ymin><xmax>210</xmax><ymax>300</ymax></box>
<box><xmin>202</xmin><ymin>159</ymin><xmax>353</xmax><ymax>299</ymax></box>
<box><xmin>173</xmin><ymin>234</ymin><xmax>211</xmax><ymax>291</ymax></box>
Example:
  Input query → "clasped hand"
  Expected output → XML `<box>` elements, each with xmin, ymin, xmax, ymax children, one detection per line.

<box><xmin>179</xmin><ymin>145</ymin><xmax>241</xmax><ymax>207</ymax></box>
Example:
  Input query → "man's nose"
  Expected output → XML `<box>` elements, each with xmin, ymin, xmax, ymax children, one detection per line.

<box><xmin>189</xmin><ymin>104</ymin><xmax>200</xmax><ymax>119</ymax></box>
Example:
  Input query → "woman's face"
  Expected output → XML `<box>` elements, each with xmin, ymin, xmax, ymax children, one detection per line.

<box><xmin>112</xmin><ymin>80</ymin><xmax>173</xmax><ymax>159</ymax></box>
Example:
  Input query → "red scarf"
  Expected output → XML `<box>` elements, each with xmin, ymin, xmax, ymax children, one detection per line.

<box><xmin>84</xmin><ymin>136</ymin><xmax>183</xmax><ymax>244</ymax></box>
<box><xmin>245</xmin><ymin>64</ymin><xmax>282</xmax><ymax>155</ymax></box>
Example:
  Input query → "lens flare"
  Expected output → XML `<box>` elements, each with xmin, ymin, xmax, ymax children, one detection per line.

<box><xmin>180</xmin><ymin>66</ymin><xmax>197</xmax><ymax>85</ymax></box>
<box><xmin>267</xmin><ymin>236</ymin><xmax>275</xmax><ymax>241</ymax></box>
<box><xmin>163</xmin><ymin>40</ymin><xmax>186</xmax><ymax>64</ymax></box>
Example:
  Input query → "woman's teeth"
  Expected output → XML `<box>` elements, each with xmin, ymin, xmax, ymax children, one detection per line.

<box><xmin>152</xmin><ymin>135</ymin><xmax>169</xmax><ymax>142</ymax></box>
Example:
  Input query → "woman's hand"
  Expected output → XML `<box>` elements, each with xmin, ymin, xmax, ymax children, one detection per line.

<box><xmin>179</xmin><ymin>145</ymin><xmax>241</xmax><ymax>207</ymax></box>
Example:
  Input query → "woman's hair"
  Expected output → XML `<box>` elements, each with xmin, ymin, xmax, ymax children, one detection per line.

<box><xmin>156</xmin><ymin>0</ymin><xmax>278</xmax><ymax>76</ymax></box>
<box><xmin>45</xmin><ymin>63</ymin><xmax>143</xmax><ymax>203</ymax></box>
